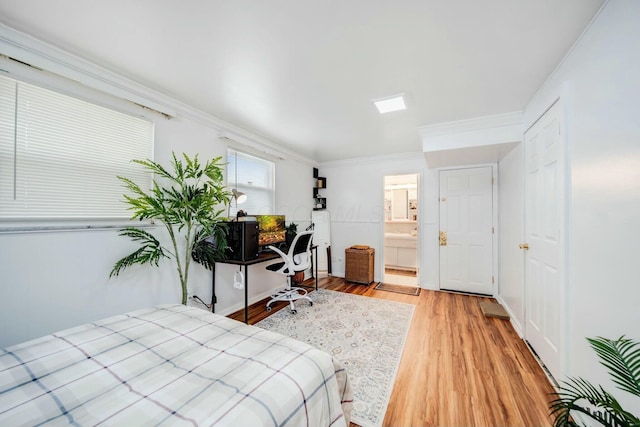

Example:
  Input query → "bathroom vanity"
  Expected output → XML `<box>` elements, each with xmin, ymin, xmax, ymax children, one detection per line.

<box><xmin>384</xmin><ymin>232</ymin><xmax>417</xmax><ymax>271</ymax></box>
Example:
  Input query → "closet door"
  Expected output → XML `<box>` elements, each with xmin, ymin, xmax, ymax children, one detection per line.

<box><xmin>523</xmin><ymin>101</ymin><xmax>565</xmax><ymax>382</ymax></box>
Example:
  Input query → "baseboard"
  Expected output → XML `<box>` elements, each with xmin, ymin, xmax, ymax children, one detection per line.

<box><xmin>495</xmin><ymin>295</ymin><xmax>524</xmax><ymax>338</ymax></box>
<box><xmin>216</xmin><ymin>287</ymin><xmax>281</xmax><ymax>317</ymax></box>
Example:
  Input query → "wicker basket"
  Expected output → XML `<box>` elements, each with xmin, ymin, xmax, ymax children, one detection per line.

<box><xmin>345</xmin><ymin>246</ymin><xmax>375</xmax><ymax>284</ymax></box>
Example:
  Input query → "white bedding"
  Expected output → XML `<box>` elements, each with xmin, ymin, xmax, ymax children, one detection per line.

<box><xmin>0</xmin><ymin>304</ymin><xmax>352</xmax><ymax>426</ymax></box>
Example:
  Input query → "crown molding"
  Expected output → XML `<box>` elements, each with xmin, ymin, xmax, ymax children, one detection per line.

<box><xmin>0</xmin><ymin>23</ymin><xmax>316</xmax><ymax>166</ymax></box>
<box><xmin>418</xmin><ymin>111</ymin><xmax>523</xmax><ymax>153</ymax></box>
<box><xmin>418</xmin><ymin>111</ymin><xmax>523</xmax><ymax>137</ymax></box>
<box><xmin>320</xmin><ymin>151</ymin><xmax>423</xmax><ymax>168</ymax></box>
<box><xmin>0</xmin><ymin>23</ymin><xmax>180</xmax><ymax>117</ymax></box>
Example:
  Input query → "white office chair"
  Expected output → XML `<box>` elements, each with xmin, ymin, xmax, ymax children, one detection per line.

<box><xmin>265</xmin><ymin>230</ymin><xmax>314</xmax><ymax>314</ymax></box>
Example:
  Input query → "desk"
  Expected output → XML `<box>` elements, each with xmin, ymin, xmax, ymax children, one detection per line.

<box><xmin>211</xmin><ymin>246</ymin><xmax>318</xmax><ymax>324</ymax></box>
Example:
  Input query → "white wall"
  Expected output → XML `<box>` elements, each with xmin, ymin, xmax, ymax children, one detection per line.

<box><xmin>0</xmin><ymin>96</ymin><xmax>315</xmax><ymax>349</ymax></box>
<box><xmin>321</xmin><ymin>153</ymin><xmax>440</xmax><ymax>289</ymax></box>
<box><xmin>497</xmin><ymin>143</ymin><xmax>525</xmax><ymax>334</ymax></box>
<box><xmin>521</xmin><ymin>0</ymin><xmax>640</xmax><ymax>409</ymax></box>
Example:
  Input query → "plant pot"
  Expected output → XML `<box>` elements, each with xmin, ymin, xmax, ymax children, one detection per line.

<box><xmin>292</xmin><ymin>271</ymin><xmax>305</xmax><ymax>284</ymax></box>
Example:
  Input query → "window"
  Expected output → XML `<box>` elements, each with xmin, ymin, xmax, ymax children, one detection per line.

<box><xmin>227</xmin><ymin>148</ymin><xmax>275</xmax><ymax>217</ymax></box>
<box><xmin>0</xmin><ymin>75</ymin><xmax>153</xmax><ymax>220</ymax></box>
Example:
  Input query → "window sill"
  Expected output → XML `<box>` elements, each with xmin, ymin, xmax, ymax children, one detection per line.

<box><xmin>0</xmin><ymin>220</ymin><xmax>156</xmax><ymax>235</ymax></box>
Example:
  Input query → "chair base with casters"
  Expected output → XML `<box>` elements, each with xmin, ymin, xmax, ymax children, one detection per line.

<box><xmin>265</xmin><ymin>281</ymin><xmax>313</xmax><ymax>315</ymax></box>
<box><xmin>264</xmin><ymin>230</ymin><xmax>315</xmax><ymax>314</ymax></box>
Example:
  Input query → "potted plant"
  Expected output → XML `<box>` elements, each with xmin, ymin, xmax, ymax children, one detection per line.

<box><xmin>110</xmin><ymin>152</ymin><xmax>231</xmax><ymax>304</ymax></box>
<box><xmin>550</xmin><ymin>335</ymin><xmax>639</xmax><ymax>427</ymax></box>
<box><xmin>285</xmin><ymin>222</ymin><xmax>298</xmax><ymax>248</ymax></box>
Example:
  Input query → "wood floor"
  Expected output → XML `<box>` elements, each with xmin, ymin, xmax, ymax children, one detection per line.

<box><xmin>228</xmin><ymin>276</ymin><xmax>556</xmax><ymax>427</ymax></box>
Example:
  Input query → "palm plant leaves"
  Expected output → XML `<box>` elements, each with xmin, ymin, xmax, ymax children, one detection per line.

<box><xmin>191</xmin><ymin>222</ymin><xmax>229</xmax><ymax>269</ymax></box>
<box><xmin>588</xmin><ymin>336</ymin><xmax>640</xmax><ymax>397</ymax></box>
<box><xmin>110</xmin><ymin>228</ymin><xmax>168</xmax><ymax>277</ymax></box>
<box><xmin>111</xmin><ymin>152</ymin><xmax>231</xmax><ymax>304</ymax></box>
<box><xmin>550</xmin><ymin>336</ymin><xmax>640</xmax><ymax>427</ymax></box>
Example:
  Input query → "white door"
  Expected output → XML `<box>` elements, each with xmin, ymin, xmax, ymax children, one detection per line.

<box><xmin>439</xmin><ymin>167</ymin><xmax>494</xmax><ymax>295</ymax></box>
<box><xmin>524</xmin><ymin>101</ymin><xmax>564</xmax><ymax>381</ymax></box>
<box><xmin>311</xmin><ymin>210</ymin><xmax>331</xmax><ymax>272</ymax></box>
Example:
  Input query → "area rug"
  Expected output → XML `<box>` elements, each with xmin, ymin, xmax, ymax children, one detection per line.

<box><xmin>374</xmin><ymin>282</ymin><xmax>421</xmax><ymax>296</ymax></box>
<box><xmin>256</xmin><ymin>289</ymin><xmax>415</xmax><ymax>427</ymax></box>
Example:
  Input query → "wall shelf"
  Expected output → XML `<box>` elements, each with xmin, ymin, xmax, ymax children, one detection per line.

<box><xmin>313</xmin><ymin>168</ymin><xmax>326</xmax><ymax>210</ymax></box>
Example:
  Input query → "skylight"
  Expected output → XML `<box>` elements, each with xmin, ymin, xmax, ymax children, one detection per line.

<box><xmin>373</xmin><ymin>95</ymin><xmax>406</xmax><ymax>114</ymax></box>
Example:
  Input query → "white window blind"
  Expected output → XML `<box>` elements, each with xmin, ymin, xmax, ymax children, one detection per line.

<box><xmin>227</xmin><ymin>149</ymin><xmax>275</xmax><ymax>217</ymax></box>
<box><xmin>0</xmin><ymin>75</ymin><xmax>153</xmax><ymax>220</ymax></box>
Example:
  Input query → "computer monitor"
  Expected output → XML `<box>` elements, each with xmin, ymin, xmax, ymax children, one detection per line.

<box><xmin>255</xmin><ymin>215</ymin><xmax>286</xmax><ymax>248</ymax></box>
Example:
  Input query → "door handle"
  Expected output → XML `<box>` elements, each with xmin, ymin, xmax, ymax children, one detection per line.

<box><xmin>439</xmin><ymin>231</ymin><xmax>447</xmax><ymax>246</ymax></box>
<box><xmin>519</xmin><ymin>243</ymin><xmax>529</xmax><ymax>250</ymax></box>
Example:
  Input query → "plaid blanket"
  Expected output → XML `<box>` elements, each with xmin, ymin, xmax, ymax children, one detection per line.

<box><xmin>0</xmin><ymin>305</ymin><xmax>352</xmax><ymax>426</ymax></box>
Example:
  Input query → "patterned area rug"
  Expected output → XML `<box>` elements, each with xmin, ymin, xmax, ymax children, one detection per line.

<box><xmin>256</xmin><ymin>289</ymin><xmax>415</xmax><ymax>427</ymax></box>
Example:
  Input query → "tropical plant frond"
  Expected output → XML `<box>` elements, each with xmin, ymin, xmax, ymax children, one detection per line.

<box><xmin>203</xmin><ymin>156</ymin><xmax>226</xmax><ymax>182</ymax></box>
<box><xmin>117</xmin><ymin>227</ymin><xmax>160</xmax><ymax>243</ymax></box>
<box><xmin>190</xmin><ymin>239</ymin><xmax>218</xmax><ymax>270</ymax></box>
<box><xmin>550</xmin><ymin>336</ymin><xmax>640</xmax><ymax>427</ymax></box>
<box><xmin>132</xmin><ymin>158</ymin><xmax>175</xmax><ymax>182</ymax></box>
<box><xmin>550</xmin><ymin>377</ymin><xmax>631</xmax><ymax>427</ymax></box>
<box><xmin>117</xmin><ymin>176</ymin><xmax>146</xmax><ymax>197</ymax></box>
<box><xmin>118</xmin><ymin>178</ymin><xmax>172</xmax><ymax>222</ymax></box>
<box><xmin>191</xmin><ymin>223</ymin><xmax>229</xmax><ymax>269</ymax></box>
<box><xmin>109</xmin><ymin>228</ymin><xmax>168</xmax><ymax>277</ymax></box>
<box><xmin>182</xmin><ymin>152</ymin><xmax>203</xmax><ymax>180</ymax></box>
<box><xmin>588</xmin><ymin>336</ymin><xmax>640</xmax><ymax>398</ymax></box>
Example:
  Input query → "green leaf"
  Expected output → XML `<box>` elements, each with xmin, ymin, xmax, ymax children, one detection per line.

<box><xmin>191</xmin><ymin>223</ymin><xmax>229</xmax><ymax>269</ymax></box>
<box><xmin>588</xmin><ymin>336</ymin><xmax>640</xmax><ymax>397</ymax></box>
<box><xmin>109</xmin><ymin>227</ymin><xmax>168</xmax><ymax>277</ymax></box>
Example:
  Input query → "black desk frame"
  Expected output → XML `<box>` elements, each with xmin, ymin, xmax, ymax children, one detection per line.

<box><xmin>211</xmin><ymin>246</ymin><xmax>318</xmax><ymax>324</ymax></box>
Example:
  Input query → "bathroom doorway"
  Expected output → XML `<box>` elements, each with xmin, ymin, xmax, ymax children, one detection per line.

<box><xmin>383</xmin><ymin>174</ymin><xmax>419</xmax><ymax>286</ymax></box>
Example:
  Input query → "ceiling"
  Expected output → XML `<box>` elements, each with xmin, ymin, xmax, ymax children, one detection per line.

<box><xmin>0</xmin><ymin>0</ymin><xmax>604</xmax><ymax>162</ymax></box>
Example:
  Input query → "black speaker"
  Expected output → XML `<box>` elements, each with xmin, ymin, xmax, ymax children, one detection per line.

<box><xmin>224</xmin><ymin>221</ymin><xmax>259</xmax><ymax>261</ymax></box>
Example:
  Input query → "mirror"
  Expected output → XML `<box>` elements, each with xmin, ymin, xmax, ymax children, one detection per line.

<box><xmin>391</xmin><ymin>189</ymin><xmax>408</xmax><ymax>220</ymax></box>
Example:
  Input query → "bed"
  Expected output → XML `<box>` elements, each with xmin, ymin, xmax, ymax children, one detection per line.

<box><xmin>0</xmin><ymin>304</ymin><xmax>352</xmax><ymax>426</ymax></box>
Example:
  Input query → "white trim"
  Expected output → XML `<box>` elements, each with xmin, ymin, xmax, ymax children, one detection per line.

<box><xmin>219</xmin><ymin>133</ymin><xmax>287</xmax><ymax>162</ymax></box>
<box><xmin>320</xmin><ymin>151</ymin><xmax>422</xmax><ymax>168</ymax></box>
<box><xmin>496</xmin><ymin>294</ymin><xmax>524</xmax><ymax>337</ymax></box>
<box><xmin>0</xmin><ymin>23</ymin><xmax>317</xmax><ymax>167</ymax></box>
<box><xmin>0</xmin><ymin>24</ymin><xmax>178</xmax><ymax>117</ymax></box>
<box><xmin>418</xmin><ymin>111</ymin><xmax>523</xmax><ymax>138</ymax></box>
<box><xmin>0</xmin><ymin>55</ymin><xmax>163</xmax><ymax>121</ymax></box>
<box><xmin>420</xmin><ymin>111</ymin><xmax>523</xmax><ymax>153</ymax></box>
<box><xmin>215</xmin><ymin>287</ymin><xmax>278</xmax><ymax>317</ymax></box>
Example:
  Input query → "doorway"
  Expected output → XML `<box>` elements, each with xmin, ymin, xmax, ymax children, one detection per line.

<box><xmin>383</xmin><ymin>174</ymin><xmax>419</xmax><ymax>286</ymax></box>
<box><xmin>439</xmin><ymin>166</ymin><xmax>495</xmax><ymax>295</ymax></box>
